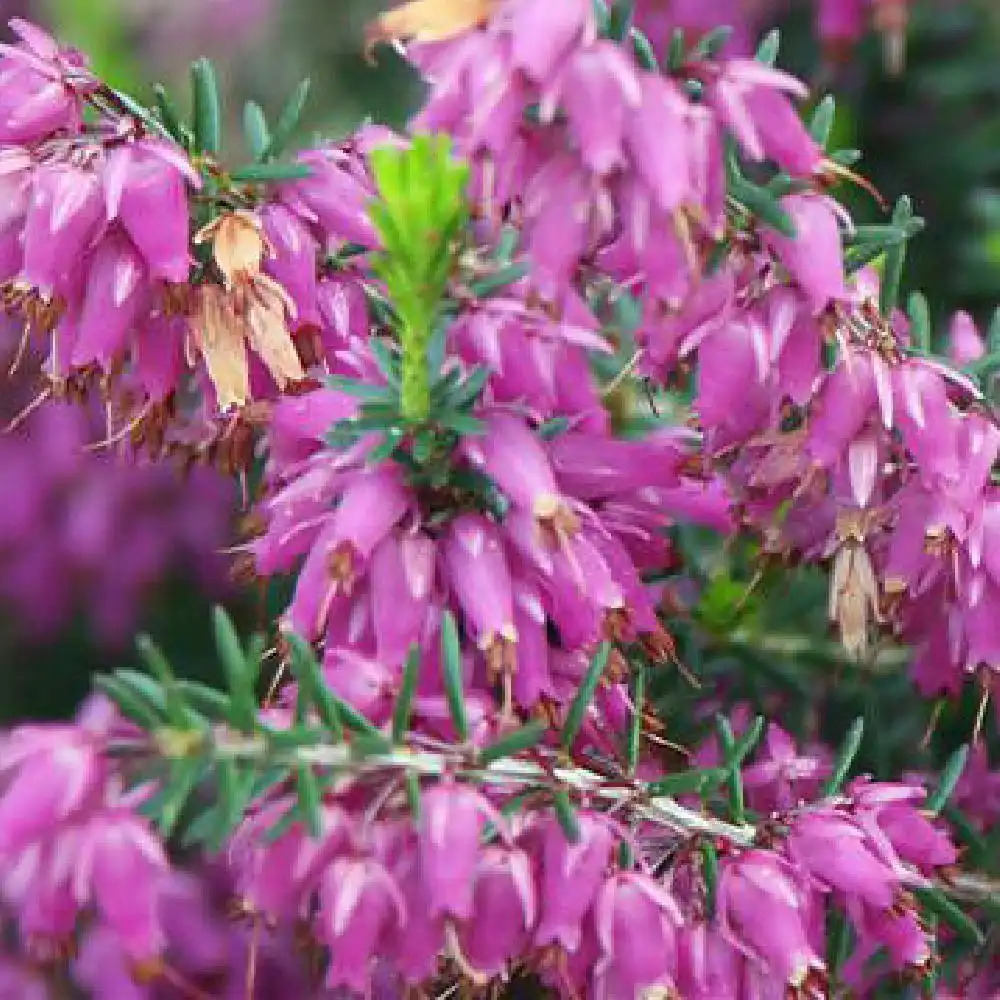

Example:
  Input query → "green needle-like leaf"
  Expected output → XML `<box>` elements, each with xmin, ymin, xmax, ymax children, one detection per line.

<box><xmin>466</xmin><ymin>261</ymin><xmax>530</xmax><ymax>299</ymax></box>
<box><xmin>440</xmin><ymin>611</ymin><xmax>469</xmax><ymax>742</ymax></box>
<box><xmin>691</xmin><ymin>25</ymin><xmax>733</xmax><ymax>59</ymax></box>
<box><xmin>755</xmin><ymin>28</ymin><xmax>780</xmax><ymax>66</ymax></box>
<box><xmin>667</xmin><ymin>28</ymin><xmax>685</xmax><ymax>71</ymax></box>
<box><xmin>926</xmin><ymin>744</ymin><xmax>969</xmax><ymax>816</ymax></box>
<box><xmin>330</xmin><ymin>694</ymin><xmax>391</xmax><ymax>750</ymax></box>
<box><xmin>907</xmin><ymin>291</ymin><xmax>932</xmax><ymax>353</ymax></box>
<box><xmin>156</xmin><ymin>757</ymin><xmax>205</xmax><ymax>837</ymax></box>
<box><xmin>553</xmin><ymin>789</ymin><xmax>581</xmax><ymax>843</ymax></box>
<box><xmin>560</xmin><ymin>642</ymin><xmax>611</xmax><ymax>753</ymax></box>
<box><xmin>295</xmin><ymin>763</ymin><xmax>323</xmax><ymax>838</ymax></box>
<box><xmin>479</xmin><ymin>720</ymin><xmax>548</xmax><ymax>766</ymax></box>
<box><xmin>176</xmin><ymin>679</ymin><xmax>231</xmax><ymax>721</ymax></box>
<box><xmin>94</xmin><ymin>674</ymin><xmax>163</xmax><ymax>730</ymax></box>
<box><xmin>630</xmin><ymin>28</ymin><xmax>658</xmax><ymax>71</ymax></box>
<box><xmin>136</xmin><ymin>635</ymin><xmax>189</xmax><ymax>727</ymax></box>
<box><xmin>880</xmin><ymin>195</ymin><xmax>915</xmax><ymax>315</ymax></box>
<box><xmin>262</xmin><ymin>79</ymin><xmax>311</xmax><ymax>161</ymax></box>
<box><xmin>243</xmin><ymin>100</ymin><xmax>270</xmax><ymax>160</ymax></box>
<box><xmin>627</xmin><ymin>663</ymin><xmax>646</xmax><ymax>775</ymax></box>
<box><xmin>647</xmin><ymin>767</ymin><xmax>729</xmax><ymax>797</ymax></box>
<box><xmin>287</xmin><ymin>634</ymin><xmax>344</xmax><ymax>741</ymax></box>
<box><xmin>230</xmin><ymin>163</ymin><xmax>311</xmax><ymax>183</ymax></box>
<box><xmin>716</xmin><ymin>715</ymin><xmax>747</xmax><ymax>824</ymax></box>
<box><xmin>700</xmin><ymin>840</ymin><xmax>719</xmax><ymax>918</ymax></box>
<box><xmin>607</xmin><ymin>0</ymin><xmax>635</xmax><ymax>41</ymax></box>
<box><xmin>190</xmin><ymin>58</ymin><xmax>221</xmax><ymax>156</ymax></box>
<box><xmin>822</xmin><ymin>717</ymin><xmax>865</xmax><ymax>796</ymax></box>
<box><xmin>728</xmin><ymin>715</ymin><xmax>765</xmax><ymax>768</ymax></box>
<box><xmin>392</xmin><ymin>645</ymin><xmax>421</xmax><ymax>743</ymax></box>
<box><xmin>212</xmin><ymin>607</ymin><xmax>257</xmax><ymax>732</ymax></box>
<box><xmin>809</xmin><ymin>95</ymin><xmax>836</xmax><ymax>148</ymax></box>
<box><xmin>988</xmin><ymin>306</ymin><xmax>1000</xmax><ymax>355</ymax></box>
<box><xmin>913</xmin><ymin>886</ymin><xmax>983</xmax><ymax>946</ymax></box>
<box><xmin>731</xmin><ymin>176</ymin><xmax>796</xmax><ymax>237</ymax></box>
<box><xmin>153</xmin><ymin>83</ymin><xmax>185</xmax><ymax>144</ymax></box>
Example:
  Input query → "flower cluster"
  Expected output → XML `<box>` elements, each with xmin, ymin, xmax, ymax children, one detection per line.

<box><xmin>0</xmin><ymin>710</ymin><xmax>324</xmax><ymax>999</ymax></box>
<box><xmin>0</xmin><ymin>703</ymin><xmax>169</xmax><ymax>965</ymax></box>
<box><xmin>409</xmin><ymin>0</ymin><xmax>821</xmax><ymax>299</ymax></box>
<box><xmin>0</xmin><ymin>19</ymin><xmax>391</xmax><ymax>464</ymax></box>
<box><xmin>0</xmin><ymin>700</ymin><xmax>964</xmax><ymax>998</ymax></box>
<box><xmin>375</xmin><ymin>0</ymin><xmax>1000</xmax><ymax>702</ymax></box>
<box><xmin>670</xmin><ymin>224</ymin><xmax>1000</xmax><ymax>696</ymax></box>
<box><xmin>252</xmin><ymin>372</ymin><xmax>720</xmax><ymax>736</ymax></box>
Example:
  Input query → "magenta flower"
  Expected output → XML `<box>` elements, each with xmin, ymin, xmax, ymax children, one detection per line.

<box><xmin>676</xmin><ymin>923</ymin><xmax>744</xmax><ymax>1000</ymax></box>
<box><xmin>711</xmin><ymin>59</ymin><xmax>821</xmax><ymax>176</ymax></box>
<box><xmin>521</xmin><ymin>154</ymin><xmax>592</xmax><ymax>287</ymax></box>
<box><xmin>72</xmin><ymin>927</ymin><xmax>149</xmax><ymax>1000</ymax></box>
<box><xmin>457</xmin><ymin>847</ymin><xmax>536</xmax><ymax>977</ymax></box>
<box><xmin>0</xmin><ymin>19</ymin><xmax>95</xmax><ymax>144</ymax></box>
<box><xmin>319</xmin><ymin>856</ymin><xmax>405</xmax><ymax>992</ymax></box>
<box><xmin>559</xmin><ymin>42</ymin><xmax>640</xmax><ymax>176</ymax></box>
<box><xmin>593</xmin><ymin>872</ymin><xmax>682</xmax><ymax>999</ymax></box>
<box><xmin>103</xmin><ymin>140</ymin><xmax>197</xmax><ymax>283</ymax></box>
<box><xmin>72</xmin><ymin>811</ymin><xmax>168</xmax><ymax>959</ymax></box>
<box><xmin>390</xmin><ymin>852</ymin><xmax>447</xmax><ymax>982</ymax></box>
<box><xmin>371</xmin><ymin>531</ymin><xmax>436</xmax><ymax>666</ymax></box>
<box><xmin>947</xmin><ymin>310</ymin><xmax>985</xmax><ymax>366</ymax></box>
<box><xmin>284</xmin><ymin>464</ymin><xmax>410</xmax><ymax>638</ymax></box>
<box><xmin>21</xmin><ymin>161</ymin><xmax>105</xmax><ymax>295</ymax></box>
<box><xmin>261</xmin><ymin>201</ymin><xmax>321</xmax><ymax>330</ymax></box>
<box><xmin>466</xmin><ymin>411</ymin><xmax>567</xmax><ymax>522</ymax></box>
<box><xmin>0</xmin><ymin>726</ymin><xmax>102</xmax><ymax>857</ymax></box>
<box><xmin>229</xmin><ymin>797</ymin><xmax>349</xmax><ymax>921</ymax></box>
<box><xmin>742</xmin><ymin>724</ymin><xmax>831</xmax><ymax>813</ymax></box>
<box><xmin>717</xmin><ymin>850</ymin><xmax>824</xmax><ymax>990</ymax></box>
<box><xmin>849</xmin><ymin>778</ymin><xmax>957</xmax><ymax>870</ymax></box>
<box><xmin>818</xmin><ymin>0</ymin><xmax>867</xmax><ymax>44</ymax></box>
<box><xmin>0</xmin><ymin>322</ymin><xmax>233</xmax><ymax>646</ymax></box>
<box><xmin>69</xmin><ymin>232</ymin><xmax>148</xmax><ymax>367</ymax></box>
<box><xmin>443</xmin><ymin>513</ymin><xmax>517</xmax><ymax>672</ymax></box>
<box><xmin>953</xmin><ymin>744</ymin><xmax>1000</xmax><ymax>831</ymax></box>
<box><xmin>842</xmin><ymin>904</ymin><xmax>930</xmax><ymax>986</ymax></box>
<box><xmin>766</xmin><ymin>193</ymin><xmax>848</xmax><ymax>309</ymax></box>
<box><xmin>417</xmin><ymin>782</ymin><xmax>500</xmax><ymax>919</ymax></box>
<box><xmin>787</xmin><ymin>810</ymin><xmax>902</xmax><ymax>908</ymax></box>
<box><xmin>533</xmin><ymin>810</ymin><xmax>614</xmax><ymax>952</ymax></box>
<box><xmin>283</xmin><ymin>146</ymin><xmax>379</xmax><ymax>249</ymax></box>
<box><xmin>502</xmin><ymin>0</ymin><xmax>594</xmax><ymax>82</ymax></box>
<box><xmin>625</xmin><ymin>73</ymin><xmax>691</xmax><ymax>213</ymax></box>
<box><xmin>0</xmin><ymin>6</ymin><xmax>988</xmax><ymax>996</ymax></box>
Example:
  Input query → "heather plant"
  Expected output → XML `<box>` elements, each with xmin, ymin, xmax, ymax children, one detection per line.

<box><xmin>2</xmin><ymin>3</ymin><xmax>1000</xmax><ymax>999</ymax></box>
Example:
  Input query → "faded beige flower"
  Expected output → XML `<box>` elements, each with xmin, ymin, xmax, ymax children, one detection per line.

<box><xmin>195</xmin><ymin>210</ymin><xmax>272</xmax><ymax>288</ymax></box>
<box><xmin>829</xmin><ymin>540</ymin><xmax>879</xmax><ymax>661</ymax></box>
<box><xmin>366</xmin><ymin>0</ymin><xmax>495</xmax><ymax>53</ymax></box>
<box><xmin>191</xmin><ymin>284</ymin><xmax>250</xmax><ymax>411</ymax></box>
<box><xmin>190</xmin><ymin>211</ymin><xmax>305</xmax><ymax>410</ymax></box>
<box><xmin>241</xmin><ymin>274</ymin><xmax>305</xmax><ymax>390</ymax></box>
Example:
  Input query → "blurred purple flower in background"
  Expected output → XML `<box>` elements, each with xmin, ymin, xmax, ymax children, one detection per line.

<box><xmin>120</xmin><ymin>0</ymin><xmax>276</xmax><ymax>57</ymax></box>
<box><xmin>0</xmin><ymin>324</ymin><xmax>233</xmax><ymax>647</ymax></box>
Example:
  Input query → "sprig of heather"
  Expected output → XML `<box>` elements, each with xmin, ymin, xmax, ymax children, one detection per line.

<box><xmin>0</xmin><ymin>636</ymin><xmax>986</xmax><ymax>999</ymax></box>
